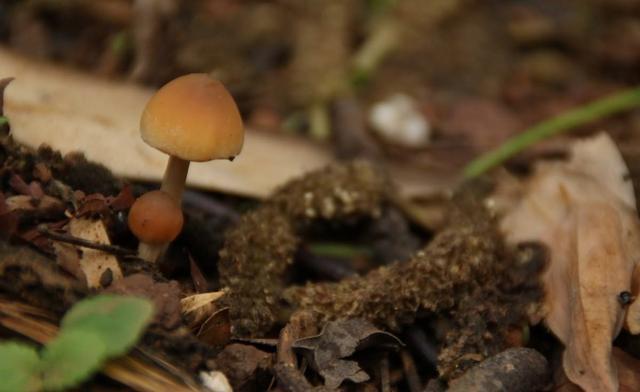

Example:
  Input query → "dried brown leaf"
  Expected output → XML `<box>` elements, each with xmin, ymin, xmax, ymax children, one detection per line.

<box><xmin>63</xmin><ymin>218</ymin><xmax>123</xmax><ymax>288</ymax></box>
<box><xmin>497</xmin><ymin>133</ymin><xmax>640</xmax><ymax>392</ymax></box>
<box><xmin>292</xmin><ymin>318</ymin><xmax>402</xmax><ymax>389</ymax></box>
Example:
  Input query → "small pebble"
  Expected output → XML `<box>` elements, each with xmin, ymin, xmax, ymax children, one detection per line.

<box><xmin>369</xmin><ymin>94</ymin><xmax>430</xmax><ymax>148</ymax></box>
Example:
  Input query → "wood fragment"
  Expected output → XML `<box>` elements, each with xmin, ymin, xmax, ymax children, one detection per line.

<box><xmin>447</xmin><ymin>348</ymin><xmax>550</xmax><ymax>392</ymax></box>
<box><xmin>380</xmin><ymin>354</ymin><xmax>391</xmax><ymax>392</ymax></box>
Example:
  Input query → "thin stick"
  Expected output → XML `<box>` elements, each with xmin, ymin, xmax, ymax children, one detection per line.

<box><xmin>38</xmin><ymin>225</ymin><xmax>136</xmax><ymax>256</ymax></box>
<box><xmin>380</xmin><ymin>353</ymin><xmax>391</xmax><ymax>392</ymax></box>
<box><xmin>463</xmin><ymin>87</ymin><xmax>640</xmax><ymax>178</ymax></box>
<box><xmin>400</xmin><ymin>350</ymin><xmax>422</xmax><ymax>392</ymax></box>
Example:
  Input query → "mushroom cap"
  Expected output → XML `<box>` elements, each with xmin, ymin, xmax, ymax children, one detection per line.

<box><xmin>140</xmin><ymin>74</ymin><xmax>244</xmax><ymax>162</ymax></box>
<box><xmin>128</xmin><ymin>190</ymin><xmax>184</xmax><ymax>244</ymax></box>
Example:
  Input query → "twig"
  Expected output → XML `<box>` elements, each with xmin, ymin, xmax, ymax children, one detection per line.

<box><xmin>406</xmin><ymin>326</ymin><xmax>439</xmax><ymax>369</ymax></box>
<box><xmin>38</xmin><ymin>225</ymin><xmax>136</xmax><ymax>256</ymax></box>
<box><xmin>277</xmin><ymin>321</ymin><xmax>300</xmax><ymax>368</ymax></box>
<box><xmin>232</xmin><ymin>337</ymin><xmax>279</xmax><ymax>348</ymax></box>
<box><xmin>298</xmin><ymin>248</ymin><xmax>357</xmax><ymax>281</ymax></box>
<box><xmin>275</xmin><ymin>312</ymin><xmax>321</xmax><ymax>391</ymax></box>
<box><xmin>401</xmin><ymin>350</ymin><xmax>423</xmax><ymax>392</ymax></box>
<box><xmin>380</xmin><ymin>354</ymin><xmax>391</xmax><ymax>392</ymax></box>
<box><xmin>463</xmin><ymin>87</ymin><xmax>640</xmax><ymax>178</ymax></box>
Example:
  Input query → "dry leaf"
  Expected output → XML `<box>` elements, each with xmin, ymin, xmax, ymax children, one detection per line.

<box><xmin>292</xmin><ymin>318</ymin><xmax>403</xmax><ymax>389</ymax></box>
<box><xmin>0</xmin><ymin>47</ymin><xmax>453</xmax><ymax>199</ymax></box>
<box><xmin>613</xmin><ymin>348</ymin><xmax>640</xmax><ymax>392</ymax></box>
<box><xmin>208</xmin><ymin>343</ymin><xmax>272</xmax><ymax>391</ymax></box>
<box><xmin>554</xmin><ymin>348</ymin><xmax>640</xmax><ymax>392</ymax></box>
<box><xmin>4</xmin><ymin>194</ymin><xmax>63</xmax><ymax>213</ymax></box>
<box><xmin>59</xmin><ymin>218</ymin><xmax>123</xmax><ymax>289</ymax></box>
<box><xmin>181</xmin><ymin>291</ymin><xmax>225</xmax><ymax>328</ymax></box>
<box><xmin>497</xmin><ymin>133</ymin><xmax>640</xmax><ymax>392</ymax></box>
<box><xmin>196</xmin><ymin>307</ymin><xmax>231</xmax><ymax>346</ymax></box>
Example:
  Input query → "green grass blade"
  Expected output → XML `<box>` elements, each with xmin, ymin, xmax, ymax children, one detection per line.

<box><xmin>463</xmin><ymin>87</ymin><xmax>640</xmax><ymax>178</ymax></box>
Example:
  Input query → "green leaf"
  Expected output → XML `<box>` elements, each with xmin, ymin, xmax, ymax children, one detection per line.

<box><xmin>61</xmin><ymin>295</ymin><xmax>154</xmax><ymax>357</ymax></box>
<box><xmin>40</xmin><ymin>330</ymin><xmax>106</xmax><ymax>391</ymax></box>
<box><xmin>0</xmin><ymin>342</ymin><xmax>41</xmax><ymax>392</ymax></box>
<box><xmin>0</xmin><ymin>116</ymin><xmax>7</xmax><ymax>126</ymax></box>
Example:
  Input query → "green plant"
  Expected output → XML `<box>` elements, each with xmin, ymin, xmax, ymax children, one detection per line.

<box><xmin>0</xmin><ymin>116</ymin><xmax>7</xmax><ymax>126</ymax></box>
<box><xmin>0</xmin><ymin>295</ymin><xmax>154</xmax><ymax>392</ymax></box>
<box><xmin>463</xmin><ymin>87</ymin><xmax>640</xmax><ymax>178</ymax></box>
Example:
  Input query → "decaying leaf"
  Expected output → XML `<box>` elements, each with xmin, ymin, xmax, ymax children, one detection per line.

<box><xmin>292</xmin><ymin>318</ymin><xmax>403</xmax><ymax>389</ymax></box>
<box><xmin>613</xmin><ymin>348</ymin><xmax>640</xmax><ymax>392</ymax></box>
<box><xmin>54</xmin><ymin>218</ymin><xmax>123</xmax><ymax>289</ymax></box>
<box><xmin>208</xmin><ymin>344</ymin><xmax>272</xmax><ymax>391</ymax></box>
<box><xmin>4</xmin><ymin>194</ymin><xmax>64</xmax><ymax>214</ymax></box>
<box><xmin>0</xmin><ymin>47</ymin><xmax>453</xmax><ymax>199</ymax></box>
<box><xmin>180</xmin><ymin>291</ymin><xmax>231</xmax><ymax>345</ymax></box>
<box><xmin>496</xmin><ymin>133</ymin><xmax>640</xmax><ymax>391</ymax></box>
<box><xmin>181</xmin><ymin>291</ymin><xmax>225</xmax><ymax>328</ymax></box>
<box><xmin>196</xmin><ymin>307</ymin><xmax>231</xmax><ymax>347</ymax></box>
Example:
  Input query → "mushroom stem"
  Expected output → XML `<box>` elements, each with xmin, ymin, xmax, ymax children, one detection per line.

<box><xmin>138</xmin><ymin>243</ymin><xmax>166</xmax><ymax>263</ymax></box>
<box><xmin>137</xmin><ymin>157</ymin><xmax>188</xmax><ymax>262</ymax></box>
<box><xmin>161</xmin><ymin>156</ymin><xmax>190</xmax><ymax>202</ymax></box>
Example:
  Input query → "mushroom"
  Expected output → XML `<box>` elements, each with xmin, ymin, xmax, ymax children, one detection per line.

<box><xmin>128</xmin><ymin>190</ymin><xmax>184</xmax><ymax>261</ymax></box>
<box><xmin>137</xmin><ymin>73</ymin><xmax>244</xmax><ymax>261</ymax></box>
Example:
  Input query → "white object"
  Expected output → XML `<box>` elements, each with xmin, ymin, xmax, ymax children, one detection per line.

<box><xmin>369</xmin><ymin>94</ymin><xmax>430</xmax><ymax>147</ymax></box>
<box><xmin>200</xmin><ymin>371</ymin><xmax>233</xmax><ymax>392</ymax></box>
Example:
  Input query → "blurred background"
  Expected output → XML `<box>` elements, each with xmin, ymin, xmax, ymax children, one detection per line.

<box><xmin>3</xmin><ymin>0</ymin><xmax>640</xmax><ymax>176</ymax></box>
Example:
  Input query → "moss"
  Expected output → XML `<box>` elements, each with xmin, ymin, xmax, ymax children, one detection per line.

<box><xmin>285</xmin><ymin>190</ymin><xmax>543</xmax><ymax>378</ymax></box>
<box><xmin>218</xmin><ymin>163</ymin><xmax>541</xmax><ymax>377</ymax></box>
<box><xmin>218</xmin><ymin>208</ymin><xmax>298</xmax><ymax>336</ymax></box>
<box><xmin>218</xmin><ymin>161</ymin><xmax>388</xmax><ymax>336</ymax></box>
<box><xmin>269</xmin><ymin>159</ymin><xmax>387</xmax><ymax>222</ymax></box>
<box><xmin>284</xmin><ymin>197</ymin><xmax>499</xmax><ymax>331</ymax></box>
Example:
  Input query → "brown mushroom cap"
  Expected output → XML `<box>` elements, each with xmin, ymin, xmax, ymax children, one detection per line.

<box><xmin>140</xmin><ymin>73</ymin><xmax>244</xmax><ymax>162</ymax></box>
<box><xmin>128</xmin><ymin>190</ymin><xmax>184</xmax><ymax>244</ymax></box>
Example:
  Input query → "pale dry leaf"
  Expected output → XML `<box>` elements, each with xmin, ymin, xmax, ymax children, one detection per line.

<box><xmin>496</xmin><ymin>133</ymin><xmax>640</xmax><ymax>392</ymax></box>
<box><xmin>180</xmin><ymin>291</ymin><xmax>225</xmax><ymax>329</ymax></box>
<box><xmin>66</xmin><ymin>218</ymin><xmax>123</xmax><ymax>289</ymax></box>
<box><xmin>181</xmin><ymin>291</ymin><xmax>225</xmax><ymax>315</ymax></box>
<box><xmin>0</xmin><ymin>47</ymin><xmax>453</xmax><ymax>199</ymax></box>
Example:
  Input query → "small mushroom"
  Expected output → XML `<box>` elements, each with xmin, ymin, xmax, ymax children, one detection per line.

<box><xmin>138</xmin><ymin>73</ymin><xmax>244</xmax><ymax>261</ymax></box>
<box><xmin>128</xmin><ymin>190</ymin><xmax>184</xmax><ymax>262</ymax></box>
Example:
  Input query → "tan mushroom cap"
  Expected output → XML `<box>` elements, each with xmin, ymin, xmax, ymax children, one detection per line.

<box><xmin>140</xmin><ymin>74</ymin><xmax>244</xmax><ymax>162</ymax></box>
<box><xmin>128</xmin><ymin>190</ymin><xmax>184</xmax><ymax>244</ymax></box>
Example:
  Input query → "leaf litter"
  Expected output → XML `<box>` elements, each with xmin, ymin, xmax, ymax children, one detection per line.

<box><xmin>292</xmin><ymin>318</ymin><xmax>403</xmax><ymax>389</ymax></box>
<box><xmin>496</xmin><ymin>132</ymin><xmax>640</xmax><ymax>391</ymax></box>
